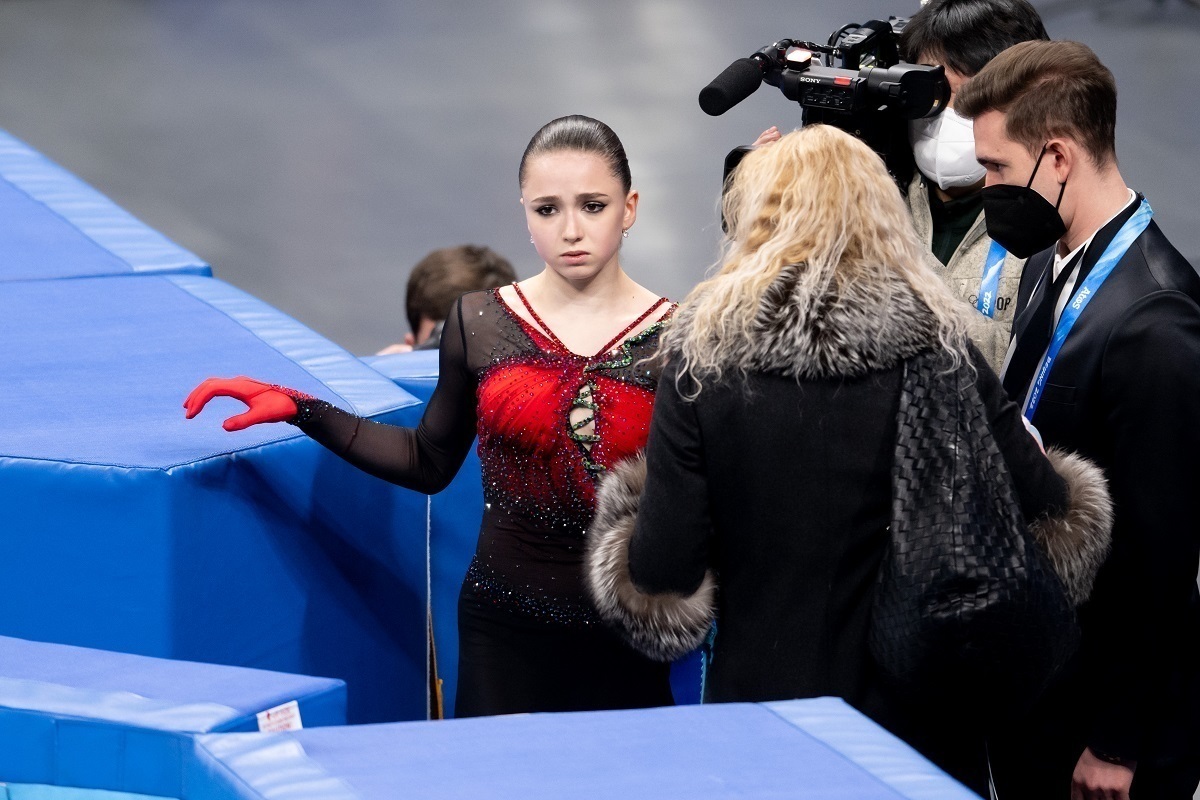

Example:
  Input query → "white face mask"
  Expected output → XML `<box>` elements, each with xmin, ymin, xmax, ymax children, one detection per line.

<box><xmin>909</xmin><ymin>106</ymin><xmax>986</xmax><ymax>190</ymax></box>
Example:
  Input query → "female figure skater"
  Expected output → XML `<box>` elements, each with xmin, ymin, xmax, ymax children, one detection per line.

<box><xmin>185</xmin><ymin>115</ymin><xmax>675</xmax><ymax>716</ymax></box>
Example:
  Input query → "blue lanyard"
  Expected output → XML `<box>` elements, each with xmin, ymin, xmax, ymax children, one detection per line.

<box><xmin>1024</xmin><ymin>198</ymin><xmax>1153</xmax><ymax>421</ymax></box>
<box><xmin>976</xmin><ymin>240</ymin><xmax>1008</xmax><ymax>318</ymax></box>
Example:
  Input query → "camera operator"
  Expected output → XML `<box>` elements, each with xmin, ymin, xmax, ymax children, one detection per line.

<box><xmin>755</xmin><ymin>0</ymin><xmax>1048</xmax><ymax>370</ymax></box>
<box><xmin>899</xmin><ymin>0</ymin><xmax>1048</xmax><ymax>369</ymax></box>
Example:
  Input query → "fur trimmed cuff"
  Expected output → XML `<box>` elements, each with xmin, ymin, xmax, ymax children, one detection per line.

<box><xmin>1030</xmin><ymin>447</ymin><xmax>1114</xmax><ymax>606</ymax></box>
<box><xmin>585</xmin><ymin>454</ymin><xmax>716</xmax><ymax>662</ymax></box>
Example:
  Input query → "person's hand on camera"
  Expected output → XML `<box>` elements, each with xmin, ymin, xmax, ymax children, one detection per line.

<box><xmin>183</xmin><ymin>376</ymin><xmax>302</xmax><ymax>431</ymax></box>
<box><xmin>753</xmin><ymin>126</ymin><xmax>782</xmax><ymax>147</ymax></box>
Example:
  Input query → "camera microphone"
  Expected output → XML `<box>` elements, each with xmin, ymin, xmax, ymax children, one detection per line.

<box><xmin>699</xmin><ymin>57</ymin><xmax>767</xmax><ymax>116</ymax></box>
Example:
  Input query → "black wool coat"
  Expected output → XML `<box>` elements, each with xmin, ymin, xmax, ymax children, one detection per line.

<box><xmin>586</xmin><ymin>264</ymin><xmax>1113</xmax><ymax>789</ymax></box>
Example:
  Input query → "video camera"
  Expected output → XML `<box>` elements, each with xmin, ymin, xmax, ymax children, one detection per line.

<box><xmin>701</xmin><ymin>18</ymin><xmax>950</xmax><ymax>189</ymax></box>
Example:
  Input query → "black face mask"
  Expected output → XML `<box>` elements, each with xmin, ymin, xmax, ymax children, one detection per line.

<box><xmin>981</xmin><ymin>145</ymin><xmax>1067</xmax><ymax>259</ymax></box>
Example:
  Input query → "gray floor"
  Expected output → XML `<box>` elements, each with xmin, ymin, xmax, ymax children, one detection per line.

<box><xmin>0</xmin><ymin>0</ymin><xmax>1197</xmax><ymax>356</ymax></box>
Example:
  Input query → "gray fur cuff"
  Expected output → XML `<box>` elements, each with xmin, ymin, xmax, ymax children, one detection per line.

<box><xmin>1031</xmin><ymin>447</ymin><xmax>1114</xmax><ymax>606</ymax></box>
<box><xmin>585</xmin><ymin>454</ymin><xmax>716</xmax><ymax>662</ymax></box>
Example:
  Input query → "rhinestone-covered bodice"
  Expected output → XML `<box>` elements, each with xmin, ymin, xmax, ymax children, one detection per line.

<box><xmin>464</xmin><ymin>287</ymin><xmax>672</xmax><ymax>625</ymax></box>
<box><xmin>293</xmin><ymin>286</ymin><xmax>673</xmax><ymax>627</ymax></box>
<box><xmin>476</xmin><ymin>288</ymin><xmax>668</xmax><ymax>529</ymax></box>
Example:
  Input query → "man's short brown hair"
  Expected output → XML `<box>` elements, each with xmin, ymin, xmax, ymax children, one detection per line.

<box><xmin>406</xmin><ymin>245</ymin><xmax>516</xmax><ymax>334</ymax></box>
<box><xmin>956</xmin><ymin>40</ymin><xmax>1117</xmax><ymax>165</ymax></box>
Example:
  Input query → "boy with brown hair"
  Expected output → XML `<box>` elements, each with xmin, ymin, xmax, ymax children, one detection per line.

<box><xmin>378</xmin><ymin>245</ymin><xmax>516</xmax><ymax>354</ymax></box>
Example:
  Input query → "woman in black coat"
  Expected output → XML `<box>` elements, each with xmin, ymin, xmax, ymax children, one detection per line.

<box><xmin>584</xmin><ymin>125</ymin><xmax>1114</xmax><ymax>792</ymax></box>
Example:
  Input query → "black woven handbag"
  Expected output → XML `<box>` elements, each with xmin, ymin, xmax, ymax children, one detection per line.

<box><xmin>869</xmin><ymin>349</ymin><xmax>1079</xmax><ymax>717</ymax></box>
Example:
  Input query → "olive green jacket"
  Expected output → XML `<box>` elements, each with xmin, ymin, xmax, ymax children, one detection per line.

<box><xmin>906</xmin><ymin>173</ymin><xmax>1026</xmax><ymax>372</ymax></box>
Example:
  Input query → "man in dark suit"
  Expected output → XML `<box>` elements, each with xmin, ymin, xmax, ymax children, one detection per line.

<box><xmin>958</xmin><ymin>41</ymin><xmax>1200</xmax><ymax>800</ymax></box>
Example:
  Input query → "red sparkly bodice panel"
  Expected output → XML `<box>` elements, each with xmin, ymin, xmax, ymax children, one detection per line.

<box><xmin>476</xmin><ymin>287</ymin><xmax>669</xmax><ymax>529</ymax></box>
<box><xmin>294</xmin><ymin>287</ymin><xmax>675</xmax><ymax>626</ymax></box>
<box><xmin>468</xmin><ymin>288</ymin><xmax>674</xmax><ymax>624</ymax></box>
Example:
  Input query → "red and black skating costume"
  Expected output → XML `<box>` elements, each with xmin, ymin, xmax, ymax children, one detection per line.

<box><xmin>294</xmin><ymin>286</ymin><xmax>675</xmax><ymax>716</ymax></box>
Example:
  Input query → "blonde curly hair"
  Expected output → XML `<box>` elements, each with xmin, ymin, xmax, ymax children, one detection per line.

<box><xmin>664</xmin><ymin>124</ymin><xmax>971</xmax><ymax>390</ymax></box>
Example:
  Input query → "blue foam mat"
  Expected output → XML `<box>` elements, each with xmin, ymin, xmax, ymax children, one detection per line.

<box><xmin>1</xmin><ymin>275</ymin><xmax>411</xmax><ymax>467</ymax></box>
<box><xmin>189</xmin><ymin>698</ymin><xmax>981</xmax><ymax>800</ymax></box>
<box><xmin>0</xmin><ymin>635</ymin><xmax>345</xmax><ymax>730</ymax></box>
<box><xmin>0</xmin><ymin>635</ymin><xmax>345</xmax><ymax>798</ymax></box>
<box><xmin>0</xmin><ymin>129</ymin><xmax>209</xmax><ymax>281</ymax></box>
<box><xmin>0</xmin><ymin>786</ymin><xmax>171</xmax><ymax>800</ymax></box>
<box><xmin>1</xmin><ymin>275</ymin><xmax>430</xmax><ymax>726</ymax></box>
<box><xmin>364</xmin><ymin>351</ymin><xmax>478</xmax><ymax>717</ymax></box>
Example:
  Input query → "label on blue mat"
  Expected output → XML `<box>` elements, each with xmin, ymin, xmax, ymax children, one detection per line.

<box><xmin>257</xmin><ymin>700</ymin><xmax>303</xmax><ymax>732</ymax></box>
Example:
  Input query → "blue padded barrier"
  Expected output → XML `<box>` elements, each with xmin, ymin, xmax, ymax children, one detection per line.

<box><xmin>188</xmin><ymin>697</ymin><xmax>981</xmax><ymax>800</ymax></box>
<box><xmin>0</xmin><ymin>786</ymin><xmax>171</xmax><ymax>800</ymax></box>
<box><xmin>363</xmin><ymin>351</ymin><xmax>438</xmax><ymax>390</ymax></box>
<box><xmin>0</xmin><ymin>275</ymin><xmax>429</xmax><ymax>724</ymax></box>
<box><xmin>0</xmin><ymin>635</ymin><xmax>345</xmax><ymax>798</ymax></box>
<box><xmin>0</xmin><ymin>129</ymin><xmax>210</xmax><ymax>282</ymax></box>
<box><xmin>363</xmin><ymin>351</ymin><xmax>704</xmax><ymax>713</ymax></box>
<box><xmin>363</xmin><ymin>351</ymin><xmax>478</xmax><ymax>717</ymax></box>
<box><xmin>764</xmin><ymin>699</ymin><xmax>980</xmax><ymax>800</ymax></box>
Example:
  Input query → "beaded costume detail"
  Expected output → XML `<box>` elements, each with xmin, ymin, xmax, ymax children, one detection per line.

<box><xmin>469</xmin><ymin>287</ymin><xmax>672</xmax><ymax>626</ymax></box>
<box><xmin>478</xmin><ymin>284</ymin><xmax>669</xmax><ymax>522</ymax></box>
<box><xmin>294</xmin><ymin>287</ymin><xmax>673</xmax><ymax>629</ymax></box>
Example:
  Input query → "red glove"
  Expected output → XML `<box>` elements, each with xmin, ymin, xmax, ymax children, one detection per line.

<box><xmin>183</xmin><ymin>376</ymin><xmax>304</xmax><ymax>432</ymax></box>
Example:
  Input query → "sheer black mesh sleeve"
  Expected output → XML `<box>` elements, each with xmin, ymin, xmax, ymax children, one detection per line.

<box><xmin>293</xmin><ymin>296</ymin><xmax>479</xmax><ymax>494</ymax></box>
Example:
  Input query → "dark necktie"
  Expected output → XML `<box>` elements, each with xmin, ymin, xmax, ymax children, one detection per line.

<box><xmin>1001</xmin><ymin>248</ymin><xmax>1086</xmax><ymax>402</ymax></box>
